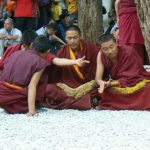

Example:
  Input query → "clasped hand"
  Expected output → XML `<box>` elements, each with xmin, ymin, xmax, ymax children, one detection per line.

<box><xmin>98</xmin><ymin>80</ymin><xmax>111</xmax><ymax>93</ymax></box>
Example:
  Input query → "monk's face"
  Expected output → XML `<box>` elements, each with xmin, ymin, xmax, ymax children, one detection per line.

<box><xmin>66</xmin><ymin>30</ymin><xmax>80</xmax><ymax>51</ymax></box>
<box><xmin>101</xmin><ymin>40</ymin><xmax>119</xmax><ymax>60</ymax></box>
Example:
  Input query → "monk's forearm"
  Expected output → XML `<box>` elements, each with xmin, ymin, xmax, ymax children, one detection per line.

<box><xmin>96</xmin><ymin>79</ymin><xmax>103</xmax><ymax>87</ymax></box>
<box><xmin>52</xmin><ymin>57</ymin><xmax>76</xmax><ymax>66</ymax></box>
<box><xmin>28</xmin><ymin>85</ymin><xmax>36</xmax><ymax>113</ymax></box>
<box><xmin>109</xmin><ymin>80</ymin><xmax>120</xmax><ymax>87</ymax></box>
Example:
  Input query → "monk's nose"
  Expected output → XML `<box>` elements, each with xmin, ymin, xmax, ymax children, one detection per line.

<box><xmin>70</xmin><ymin>39</ymin><xmax>74</xmax><ymax>43</ymax></box>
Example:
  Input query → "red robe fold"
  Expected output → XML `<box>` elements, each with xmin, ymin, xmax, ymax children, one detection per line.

<box><xmin>98</xmin><ymin>45</ymin><xmax>150</xmax><ymax>110</ymax></box>
<box><xmin>120</xmin><ymin>0</ymin><xmax>135</xmax><ymax>8</ymax></box>
<box><xmin>0</xmin><ymin>43</ymin><xmax>56</xmax><ymax>70</ymax></box>
<box><xmin>118</xmin><ymin>0</ymin><xmax>149</xmax><ymax>64</ymax></box>
<box><xmin>0</xmin><ymin>43</ymin><xmax>22</xmax><ymax>70</ymax></box>
<box><xmin>46</xmin><ymin>40</ymin><xmax>99</xmax><ymax>109</ymax></box>
<box><xmin>119</xmin><ymin>1</ymin><xmax>144</xmax><ymax>44</ymax></box>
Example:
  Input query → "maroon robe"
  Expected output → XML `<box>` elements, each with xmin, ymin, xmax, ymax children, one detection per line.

<box><xmin>119</xmin><ymin>0</ymin><xmax>148</xmax><ymax>64</ymax></box>
<box><xmin>98</xmin><ymin>45</ymin><xmax>150</xmax><ymax>110</ymax></box>
<box><xmin>0</xmin><ymin>43</ymin><xmax>22</xmax><ymax>70</ymax></box>
<box><xmin>46</xmin><ymin>40</ymin><xmax>99</xmax><ymax>109</ymax></box>
<box><xmin>0</xmin><ymin>43</ymin><xmax>56</xmax><ymax>70</ymax></box>
<box><xmin>0</xmin><ymin>50</ymin><xmax>52</xmax><ymax>113</ymax></box>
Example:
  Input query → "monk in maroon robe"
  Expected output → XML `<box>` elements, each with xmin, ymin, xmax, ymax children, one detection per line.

<box><xmin>0</xmin><ymin>35</ymin><xmax>90</xmax><ymax>115</ymax></box>
<box><xmin>0</xmin><ymin>36</ymin><xmax>53</xmax><ymax>115</ymax></box>
<box><xmin>46</xmin><ymin>25</ymin><xmax>99</xmax><ymax>110</ymax></box>
<box><xmin>115</xmin><ymin>0</ymin><xmax>149</xmax><ymax>64</ymax></box>
<box><xmin>96</xmin><ymin>34</ymin><xmax>150</xmax><ymax>110</ymax></box>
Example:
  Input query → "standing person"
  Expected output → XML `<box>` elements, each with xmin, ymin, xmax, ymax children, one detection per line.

<box><xmin>0</xmin><ymin>35</ymin><xmax>90</xmax><ymax>116</ymax></box>
<box><xmin>38</xmin><ymin>0</ymin><xmax>52</xmax><ymax>28</ymax></box>
<box><xmin>115</xmin><ymin>0</ymin><xmax>149</xmax><ymax>64</ymax></box>
<box><xmin>51</xmin><ymin>0</ymin><xmax>62</xmax><ymax>21</ymax></box>
<box><xmin>14</xmin><ymin>0</ymin><xmax>39</xmax><ymax>32</ymax></box>
<box><xmin>95</xmin><ymin>34</ymin><xmax>150</xmax><ymax>110</ymax></box>
<box><xmin>46</xmin><ymin>25</ymin><xmax>100</xmax><ymax>110</ymax></box>
<box><xmin>68</xmin><ymin>0</ymin><xmax>78</xmax><ymax>23</ymax></box>
<box><xmin>0</xmin><ymin>18</ymin><xmax>22</xmax><ymax>58</ymax></box>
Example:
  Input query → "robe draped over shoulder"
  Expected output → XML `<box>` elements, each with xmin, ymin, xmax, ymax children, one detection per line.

<box><xmin>99</xmin><ymin>45</ymin><xmax>150</xmax><ymax>110</ymax></box>
<box><xmin>46</xmin><ymin>40</ymin><xmax>99</xmax><ymax>109</ymax></box>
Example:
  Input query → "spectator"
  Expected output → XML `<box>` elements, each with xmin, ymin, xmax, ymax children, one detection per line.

<box><xmin>14</xmin><ymin>0</ymin><xmax>39</xmax><ymax>32</ymax></box>
<box><xmin>36</xmin><ymin>23</ymin><xmax>66</xmax><ymax>54</ymax></box>
<box><xmin>0</xmin><ymin>18</ymin><xmax>22</xmax><ymax>58</ymax></box>
<box><xmin>51</xmin><ymin>0</ymin><xmax>62</xmax><ymax>21</ymax></box>
<box><xmin>56</xmin><ymin>13</ymin><xmax>70</xmax><ymax>42</ymax></box>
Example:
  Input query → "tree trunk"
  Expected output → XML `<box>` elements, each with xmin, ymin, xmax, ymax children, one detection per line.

<box><xmin>136</xmin><ymin>0</ymin><xmax>150</xmax><ymax>59</ymax></box>
<box><xmin>78</xmin><ymin>0</ymin><xmax>103</xmax><ymax>43</ymax></box>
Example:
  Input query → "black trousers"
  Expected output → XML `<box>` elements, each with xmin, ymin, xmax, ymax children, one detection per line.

<box><xmin>14</xmin><ymin>17</ymin><xmax>36</xmax><ymax>32</ymax></box>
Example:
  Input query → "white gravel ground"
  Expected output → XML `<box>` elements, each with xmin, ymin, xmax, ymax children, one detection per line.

<box><xmin>0</xmin><ymin>108</ymin><xmax>150</xmax><ymax>150</ymax></box>
<box><xmin>0</xmin><ymin>66</ymin><xmax>150</xmax><ymax>150</ymax></box>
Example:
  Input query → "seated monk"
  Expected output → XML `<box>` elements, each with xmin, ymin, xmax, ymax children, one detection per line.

<box><xmin>95</xmin><ymin>34</ymin><xmax>150</xmax><ymax>110</ymax></box>
<box><xmin>0</xmin><ymin>35</ymin><xmax>90</xmax><ymax>116</ymax></box>
<box><xmin>46</xmin><ymin>25</ymin><xmax>100</xmax><ymax>110</ymax></box>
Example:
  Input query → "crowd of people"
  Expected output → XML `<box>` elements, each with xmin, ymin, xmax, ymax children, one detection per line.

<box><xmin>0</xmin><ymin>0</ymin><xmax>78</xmax><ymax>57</ymax></box>
<box><xmin>0</xmin><ymin>0</ymin><xmax>150</xmax><ymax>116</ymax></box>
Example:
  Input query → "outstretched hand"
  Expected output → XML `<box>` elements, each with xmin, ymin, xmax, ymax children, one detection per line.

<box><xmin>76</xmin><ymin>56</ymin><xmax>90</xmax><ymax>67</ymax></box>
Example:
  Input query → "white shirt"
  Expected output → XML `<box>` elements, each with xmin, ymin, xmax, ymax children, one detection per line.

<box><xmin>36</xmin><ymin>26</ymin><xmax>47</xmax><ymax>35</ymax></box>
<box><xmin>0</xmin><ymin>27</ymin><xmax>22</xmax><ymax>45</ymax></box>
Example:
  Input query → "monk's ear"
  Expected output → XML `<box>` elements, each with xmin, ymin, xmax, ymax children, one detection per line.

<box><xmin>46</xmin><ymin>49</ymin><xmax>50</xmax><ymax>53</ymax></box>
<box><xmin>21</xmin><ymin>44</ymin><xmax>27</xmax><ymax>51</ymax></box>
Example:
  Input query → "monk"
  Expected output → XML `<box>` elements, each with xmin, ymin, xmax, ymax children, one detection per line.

<box><xmin>0</xmin><ymin>29</ymin><xmax>38</xmax><ymax>70</ymax></box>
<box><xmin>46</xmin><ymin>25</ymin><xmax>100</xmax><ymax>110</ymax></box>
<box><xmin>0</xmin><ymin>35</ymin><xmax>89</xmax><ymax>116</ymax></box>
<box><xmin>115</xmin><ymin>0</ymin><xmax>149</xmax><ymax>64</ymax></box>
<box><xmin>95</xmin><ymin>34</ymin><xmax>150</xmax><ymax>110</ymax></box>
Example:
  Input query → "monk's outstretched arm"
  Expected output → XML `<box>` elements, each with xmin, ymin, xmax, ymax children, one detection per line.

<box><xmin>27</xmin><ymin>69</ymin><xmax>44</xmax><ymax>116</ymax></box>
<box><xmin>52</xmin><ymin>56</ymin><xmax>90</xmax><ymax>67</ymax></box>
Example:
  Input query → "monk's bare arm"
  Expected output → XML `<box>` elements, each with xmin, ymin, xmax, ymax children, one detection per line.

<box><xmin>52</xmin><ymin>56</ymin><xmax>90</xmax><ymax>67</ymax></box>
<box><xmin>51</xmin><ymin>34</ymin><xmax>66</xmax><ymax>45</ymax></box>
<box><xmin>115</xmin><ymin>0</ymin><xmax>120</xmax><ymax>23</ymax></box>
<box><xmin>95</xmin><ymin>52</ymin><xmax>104</xmax><ymax>83</ymax></box>
<box><xmin>27</xmin><ymin>69</ymin><xmax>44</xmax><ymax>116</ymax></box>
<box><xmin>95</xmin><ymin>52</ymin><xmax>106</xmax><ymax>93</ymax></box>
